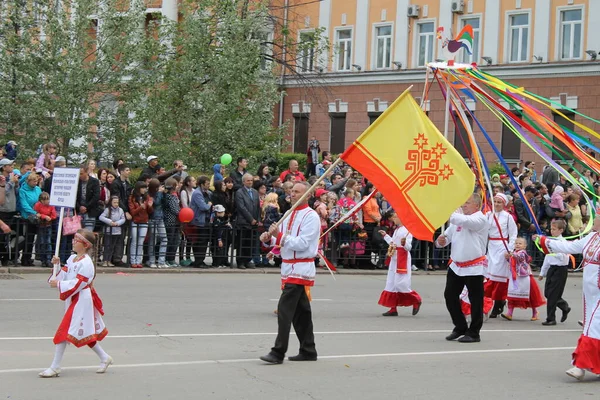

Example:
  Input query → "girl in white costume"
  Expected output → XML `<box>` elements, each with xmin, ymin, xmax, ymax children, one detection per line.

<box><xmin>377</xmin><ymin>211</ymin><xmax>422</xmax><ymax>316</ymax></box>
<box><xmin>39</xmin><ymin>229</ymin><xmax>112</xmax><ymax>378</ymax></box>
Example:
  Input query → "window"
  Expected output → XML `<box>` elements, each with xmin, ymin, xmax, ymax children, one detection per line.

<box><xmin>417</xmin><ymin>22</ymin><xmax>435</xmax><ymax>67</ymax></box>
<box><xmin>335</xmin><ymin>28</ymin><xmax>352</xmax><ymax>71</ymax></box>
<box><xmin>501</xmin><ymin>114</ymin><xmax>522</xmax><ymax>160</ymax></box>
<box><xmin>298</xmin><ymin>31</ymin><xmax>316</xmax><ymax>72</ymax></box>
<box><xmin>374</xmin><ymin>25</ymin><xmax>392</xmax><ymax>69</ymax></box>
<box><xmin>330</xmin><ymin>113</ymin><xmax>346</xmax><ymax>154</ymax></box>
<box><xmin>368</xmin><ymin>112</ymin><xmax>381</xmax><ymax>125</ymax></box>
<box><xmin>508</xmin><ymin>13</ymin><xmax>529</xmax><ymax>62</ymax></box>
<box><xmin>459</xmin><ymin>17</ymin><xmax>480</xmax><ymax>64</ymax></box>
<box><xmin>454</xmin><ymin>114</ymin><xmax>474</xmax><ymax>159</ymax></box>
<box><xmin>293</xmin><ymin>115</ymin><xmax>309</xmax><ymax>153</ymax></box>
<box><xmin>559</xmin><ymin>9</ymin><xmax>583</xmax><ymax>60</ymax></box>
<box><xmin>552</xmin><ymin>112</ymin><xmax>575</xmax><ymax>161</ymax></box>
<box><xmin>258</xmin><ymin>31</ymin><xmax>274</xmax><ymax>71</ymax></box>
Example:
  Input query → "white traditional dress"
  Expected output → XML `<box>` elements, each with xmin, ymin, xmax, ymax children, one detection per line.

<box><xmin>378</xmin><ymin>226</ymin><xmax>422</xmax><ymax>308</ymax></box>
<box><xmin>540</xmin><ymin>232</ymin><xmax>600</xmax><ymax>373</ymax></box>
<box><xmin>460</xmin><ymin>286</ymin><xmax>493</xmax><ymax>316</ymax></box>
<box><xmin>485</xmin><ymin>210</ymin><xmax>517</xmax><ymax>300</ymax></box>
<box><xmin>52</xmin><ymin>254</ymin><xmax>107</xmax><ymax>347</ymax></box>
<box><xmin>506</xmin><ymin>250</ymin><xmax>545</xmax><ymax>309</ymax></box>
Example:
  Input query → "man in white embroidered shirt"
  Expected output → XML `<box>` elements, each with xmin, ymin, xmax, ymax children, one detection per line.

<box><xmin>259</xmin><ymin>181</ymin><xmax>320</xmax><ymax>364</ymax></box>
<box><xmin>436</xmin><ymin>193</ymin><xmax>488</xmax><ymax>343</ymax></box>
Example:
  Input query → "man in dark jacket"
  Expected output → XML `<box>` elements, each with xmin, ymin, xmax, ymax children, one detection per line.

<box><xmin>235</xmin><ymin>173</ymin><xmax>260</xmax><ymax>269</ymax></box>
<box><xmin>109</xmin><ymin>164</ymin><xmax>132</xmax><ymax>266</ymax></box>
<box><xmin>229</xmin><ymin>157</ymin><xmax>248</xmax><ymax>192</ymax></box>
<box><xmin>76</xmin><ymin>166</ymin><xmax>102</xmax><ymax>231</ymax></box>
<box><xmin>142</xmin><ymin>156</ymin><xmax>182</xmax><ymax>182</ymax></box>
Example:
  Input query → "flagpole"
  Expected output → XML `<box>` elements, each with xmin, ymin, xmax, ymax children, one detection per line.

<box><xmin>440</xmin><ymin>76</ymin><xmax>452</xmax><ymax>236</ymax></box>
<box><xmin>274</xmin><ymin>156</ymin><xmax>344</xmax><ymax>229</ymax></box>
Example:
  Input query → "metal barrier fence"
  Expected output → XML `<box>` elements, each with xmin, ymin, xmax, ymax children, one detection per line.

<box><xmin>0</xmin><ymin>216</ymin><xmax>550</xmax><ymax>269</ymax></box>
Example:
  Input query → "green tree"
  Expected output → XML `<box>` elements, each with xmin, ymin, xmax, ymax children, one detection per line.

<box><xmin>0</xmin><ymin>0</ymin><xmax>153</xmax><ymax>163</ymax></box>
<box><xmin>143</xmin><ymin>0</ymin><xmax>287</xmax><ymax>170</ymax></box>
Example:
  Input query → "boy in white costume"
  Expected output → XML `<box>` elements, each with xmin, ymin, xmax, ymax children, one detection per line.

<box><xmin>538</xmin><ymin>219</ymin><xmax>571</xmax><ymax>326</ymax></box>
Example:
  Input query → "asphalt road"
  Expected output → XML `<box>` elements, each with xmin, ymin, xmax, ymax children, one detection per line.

<box><xmin>0</xmin><ymin>272</ymin><xmax>596</xmax><ymax>400</ymax></box>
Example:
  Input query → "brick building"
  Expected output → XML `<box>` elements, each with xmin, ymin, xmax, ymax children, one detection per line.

<box><xmin>273</xmin><ymin>0</ymin><xmax>600</xmax><ymax>171</ymax></box>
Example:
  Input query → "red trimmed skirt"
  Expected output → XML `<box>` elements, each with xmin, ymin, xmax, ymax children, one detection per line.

<box><xmin>572</xmin><ymin>334</ymin><xmax>600</xmax><ymax>374</ymax></box>
<box><xmin>378</xmin><ymin>290</ymin><xmax>422</xmax><ymax>308</ymax></box>
<box><xmin>461</xmin><ymin>297</ymin><xmax>494</xmax><ymax>316</ymax></box>
<box><xmin>508</xmin><ymin>276</ymin><xmax>546</xmax><ymax>309</ymax></box>
<box><xmin>484</xmin><ymin>280</ymin><xmax>508</xmax><ymax>301</ymax></box>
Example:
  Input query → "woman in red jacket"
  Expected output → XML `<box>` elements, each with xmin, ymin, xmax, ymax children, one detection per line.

<box><xmin>128</xmin><ymin>181</ymin><xmax>153</xmax><ymax>268</ymax></box>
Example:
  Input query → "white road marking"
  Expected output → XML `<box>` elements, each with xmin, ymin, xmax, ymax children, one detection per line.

<box><xmin>0</xmin><ymin>299</ymin><xmax>59</xmax><ymax>301</ymax></box>
<box><xmin>0</xmin><ymin>328</ymin><xmax>580</xmax><ymax>341</ymax></box>
<box><xmin>0</xmin><ymin>346</ymin><xmax>573</xmax><ymax>374</ymax></box>
<box><xmin>269</xmin><ymin>298</ymin><xmax>332</xmax><ymax>301</ymax></box>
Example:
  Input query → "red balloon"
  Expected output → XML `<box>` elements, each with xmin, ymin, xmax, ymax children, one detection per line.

<box><xmin>179</xmin><ymin>207</ymin><xmax>194</xmax><ymax>223</ymax></box>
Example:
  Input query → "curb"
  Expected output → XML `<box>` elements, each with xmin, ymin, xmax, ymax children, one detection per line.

<box><xmin>4</xmin><ymin>267</ymin><xmax>580</xmax><ymax>277</ymax></box>
<box><xmin>4</xmin><ymin>267</ymin><xmax>451</xmax><ymax>276</ymax></box>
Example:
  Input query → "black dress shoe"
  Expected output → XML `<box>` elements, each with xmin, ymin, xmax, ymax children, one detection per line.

<box><xmin>245</xmin><ymin>263</ymin><xmax>256</xmax><ymax>269</ymax></box>
<box><xmin>259</xmin><ymin>353</ymin><xmax>283</xmax><ymax>364</ymax></box>
<box><xmin>489</xmin><ymin>313</ymin><xmax>498</xmax><ymax>318</ymax></box>
<box><xmin>288</xmin><ymin>354</ymin><xmax>317</xmax><ymax>361</ymax></box>
<box><xmin>561</xmin><ymin>307</ymin><xmax>571</xmax><ymax>323</ymax></box>
<box><xmin>445</xmin><ymin>332</ymin><xmax>464</xmax><ymax>341</ymax></box>
<box><xmin>382</xmin><ymin>311</ymin><xmax>398</xmax><ymax>316</ymax></box>
<box><xmin>458</xmin><ymin>335</ymin><xmax>480</xmax><ymax>343</ymax></box>
<box><xmin>237</xmin><ymin>265</ymin><xmax>246</xmax><ymax>269</ymax></box>
<box><xmin>542</xmin><ymin>320</ymin><xmax>557</xmax><ymax>326</ymax></box>
<box><xmin>412</xmin><ymin>302</ymin><xmax>422</xmax><ymax>316</ymax></box>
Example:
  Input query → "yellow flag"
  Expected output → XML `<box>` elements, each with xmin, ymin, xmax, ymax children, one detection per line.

<box><xmin>341</xmin><ymin>89</ymin><xmax>474</xmax><ymax>241</ymax></box>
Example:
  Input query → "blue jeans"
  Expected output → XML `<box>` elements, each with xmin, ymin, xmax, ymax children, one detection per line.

<box><xmin>82</xmin><ymin>214</ymin><xmax>96</xmax><ymax>231</ymax></box>
<box><xmin>129</xmin><ymin>222</ymin><xmax>148</xmax><ymax>265</ymax></box>
<box><xmin>37</xmin><ymin>226</ymin><xmax>52</xmax><ymax>263</ymax></box>
<box><xmin>148</xmin><ymin>220</ymin><xmax>167</xmax><ymax>265</ymax></box>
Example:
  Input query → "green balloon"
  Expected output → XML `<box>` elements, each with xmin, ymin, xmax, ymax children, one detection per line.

<box><xmin>221</xmin><ymin>153</ymin><xmax>233</xmax><ymax>165</ymax></box>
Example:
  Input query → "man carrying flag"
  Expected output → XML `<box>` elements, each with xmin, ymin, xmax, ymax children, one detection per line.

<box><xmin>435</xmin><ymin>194</ymin><xmax>488</xmax><ymax>343</ymax></box>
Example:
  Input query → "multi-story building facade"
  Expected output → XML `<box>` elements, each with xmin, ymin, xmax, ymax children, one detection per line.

<box><xmin>274</xmin><ymin>0</ymin><xmax>600</xmax><ymax>168</ymax></box>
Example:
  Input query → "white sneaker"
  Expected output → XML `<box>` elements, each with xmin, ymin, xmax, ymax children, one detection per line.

<box><xmin>411</xmin><ymin>265</ymin><xmax>418</xmax><ymax>271</ymax></box>
<box><xmin>97</xmin><ymin>356</ymin><xmax>113</xmax><ymax>374</ymax></box>
<box><xmin>149</xmin><ymin>264</ymin><xmax>158</xmax><ymax>269</ymax></box>
<box><xmin>157</xmin><ymin>264</ymin><xmax>169</xmax><ymax>269</ymax></box>
<box><xmin>566</xmin><ymin>366</ymin><xmax>585</xmax><ymax>381</ymax></box>
<box><xmin>39</xmin><ymin>367</ymin><xmax>61</xmax><ymax>378</ymax></box>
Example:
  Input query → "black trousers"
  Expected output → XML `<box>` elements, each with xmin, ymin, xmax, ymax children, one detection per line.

<box><xmin>192</xmin><ymin>226</ymin><xmax>210</xmax><ymax>263</ymax></box>
<box><xmin>444</xmin><ymin>268</ymin><xmax>484</xmax><ymax>338</ymax></box>
<box><xmin>270</xmin><ymin>283</ymin><xmax>317</xmax><ymax>360</ymax></box>
<box><xmin>235</xmin><ymin>227</ymin><xmax>255</xmax><ymax>266</ymax></box>
<box><xmin>545</xmin><ymin>266</ymin><xmax>570</xmax><ymax>322</ymax></box>
<box><xmin>111</xmin><ymin>222</ymin><xmax>128</xmax><ymax>265</ymax></box>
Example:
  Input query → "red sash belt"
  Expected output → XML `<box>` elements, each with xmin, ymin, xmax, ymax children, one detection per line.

<box><xmin>450</xmin><ymin>255</ymin><xmax>487</xmax><ymax>268</ymax></box>
<box><xmin>385</xmin><ymin>248</ymin><xmax>409</xmax><ymax>274</ymax></box>
<box><xmin>489</xmin><ymin>237</ymin><xmax>508</xmax><ymax>241</ymax></box>
<box><xmin>283</xmin><ymin>258</ymin><xmax>315</xmax><ymax>264</ymax></box>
